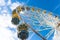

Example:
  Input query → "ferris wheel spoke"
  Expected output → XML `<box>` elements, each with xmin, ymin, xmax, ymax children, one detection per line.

<box><xmin>29</xmin><ymin>27</ymin><xmax>52</xmax><ymax>33</ymax></box>
<box><xmin>45</xmin><ymin>29</ymin><xmax>54</xmax><ymax>39</ymax></box>
<box><xmin>37</xmin><ymin>28</ymin><xmax>52</xmax><ymax>31</ymax></box>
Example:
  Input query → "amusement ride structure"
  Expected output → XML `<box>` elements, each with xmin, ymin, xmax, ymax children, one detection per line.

<box><xmin>11</xmin><ymin>5</ymin><xmax>60</xmax><ymax>40</ymax></box>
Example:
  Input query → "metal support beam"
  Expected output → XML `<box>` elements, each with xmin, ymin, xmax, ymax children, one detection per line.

<box><xmin>26</xmin><ymin>24</ymin><xmax>46</xmax><ymax>40</ymax></box>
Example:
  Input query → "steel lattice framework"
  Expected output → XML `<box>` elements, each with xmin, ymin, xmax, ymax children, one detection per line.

<box><xmin>11</xmin><ymin>5</ymin><xmax>60</xmax><ymax>40</ymax></box>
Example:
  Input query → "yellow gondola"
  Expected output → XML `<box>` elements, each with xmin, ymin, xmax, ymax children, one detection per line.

<box><xmin>17</xmin><ymin>23</ymin><xmax>28</xmax><ymax>31</ymax></box>
<box><xmin>17</xmin><ymin>23</ymin><xmax>29</xmax><ymax>39</ymax></box>
<box><xmin>16</xmin><ymin>6</ymin><xmax>25</xmax><ymax>13</ymax></box>
<box><xmin>31</xmin><ymin>7</ymin><xmax>35</xmax><ymax>12</ymax></box>
<box><xmin>42</xmin><ymin>10</ymin><xmax>46</xmax><ymax>14</ymax></box>
<box><xmin>16</xmin><ymin>6</ymin><xmax>22</xmax><ymax>13</ymax></box>
<box><xmin>12</xmin><ymin>9</ymin><xmax>20</xmax><ymax>20</ymax></box>
<box><xmin>11</xmin><ymin>9</ymin><xmax>21</xmax><ymax>25</ymax></box>
<box><xmin>12</xmin><ymin>9</ymin><xmax>17</xmax><ymax>18</ymax></box>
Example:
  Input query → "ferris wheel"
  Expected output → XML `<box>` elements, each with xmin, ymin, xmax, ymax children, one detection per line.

<box><xmin>11</xmin><ymin>5</ymin><xmax>60</xmax><ymax>40</ymax></box>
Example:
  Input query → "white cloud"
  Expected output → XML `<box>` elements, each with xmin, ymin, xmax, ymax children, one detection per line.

<box><xmin>0</xmin><ymin>27</ymin><xmax>15</xmax><ymax>40</ymax></box>
<box><xmin>0</xmin><ymin>0</ymin><xmax>6</xmax><ymax>6</ymax></box>
<box><xmin>10</xmin><ymin>2</ymin><xmax>23</xmax><ymax>10</ymax></box>
<box><xmin>0</xmin><ymin>13</ymin><xmax>17</xmax><ymax>28</ymax></box>
<box><xmin>0</xmin><ymin>12</ymin><xmax>18</xmax><ymax>40</ymax></box>
<box><xmin>0</xmin><ymin>0</ymin><xmax>25</xmax><ymax>40</ymax></box>
<box><xmin>0</xmin><ymin>5</ymin><xmax>17</xmax><ymax>40</ymax></box>
<box><xmin>7</xmin><ymin>0</ymin><xmax>12</xmax><ymax>5</ymax></box>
